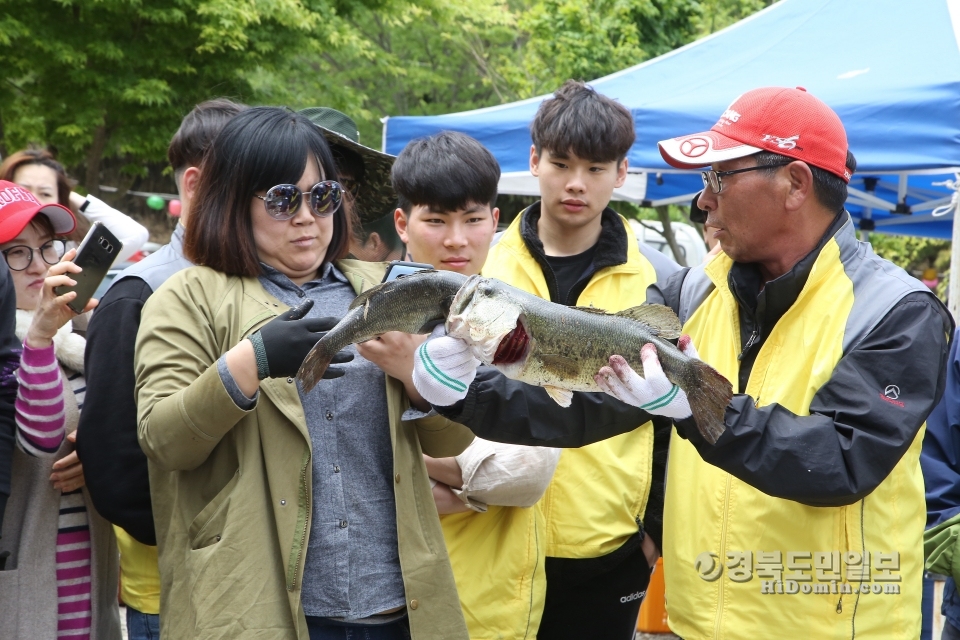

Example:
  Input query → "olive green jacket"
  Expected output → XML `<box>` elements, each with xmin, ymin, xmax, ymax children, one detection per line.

<box><xmin>135</xmin><ymin>259</ymin><xmax>472</xmax><ymax>640</ymax></box>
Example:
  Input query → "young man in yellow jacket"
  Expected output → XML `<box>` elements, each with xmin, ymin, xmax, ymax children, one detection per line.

<box><xmin>359</xmin><ymin>131</ymin><xmax>560</xmax><ymax>639</ymax></box>
<box><xmin>428</xmin><ymin>80</ymin><xmax>679</xmax><ymax>639</ymax></box>
<box><xmin>412</xmin><ymin>87</ymin><xmax>953</xmax><ymax>639</ymax></box>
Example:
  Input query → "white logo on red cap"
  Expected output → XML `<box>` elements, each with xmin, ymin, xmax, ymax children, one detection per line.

<box><xmin>679</xmin><ymin>137</ymin><xmax>710</xmax><ymax>158</ymax></box>
<box><xmin>762</xmin><ymin>134</ymin><xmax>800</xmax><ymax>150</ymax></box>
<box><xmin>0</xmin><ymin>185</ymin><xmax>38</xmax><ymax>209</ymax></box>
<box><xmin>717</xmin><ymin>109</ymin><xmax>741</xmax><ymax>127</ymax></box>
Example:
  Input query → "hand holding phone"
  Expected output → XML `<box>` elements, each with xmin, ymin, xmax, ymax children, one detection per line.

<box><xmin>24</xmin><ymin>250</ymin><xmax>99</xmax><ymax>348</ymax></box>
<box><xmin>53</xmin><ymin>222</ymin><xmax>122</xmax><ymax>314</ymax></box>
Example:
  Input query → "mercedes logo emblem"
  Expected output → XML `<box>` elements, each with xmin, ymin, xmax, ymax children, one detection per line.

<box><xmin>680</xmin><ymin>137</ymin><xmax>710</xmax><ymax>158</ymax></box>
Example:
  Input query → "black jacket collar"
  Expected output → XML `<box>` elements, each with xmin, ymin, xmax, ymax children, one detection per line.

<box><xmin>519</xmin><ymin>202</ymin><xmax>629</xmax><ymax>304</ymax></box>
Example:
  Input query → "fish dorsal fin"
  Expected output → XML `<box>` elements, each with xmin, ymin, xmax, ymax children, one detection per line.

<box><xmin>615</xmin><ymin>304</ymin><xmax>682</xmax><ymax>340</ymax></box>
<box><xmin>349</xmin><ymin>281</ymin><xmax>386</xmax><ymax>310</ymax></box>
<box><xmin>573</xmin><ymin>306</ymin><xmax>613</xmax><ymax>316</ymax></box>
<box><xmin>543</xmin><ymin>385</ymin><xmax>573</xmax><ymax>407</ymax></box>
<box><xmin>349</xmin><ymin>269</ymin><xmax>442</xmax><ymax>310</ymax></box>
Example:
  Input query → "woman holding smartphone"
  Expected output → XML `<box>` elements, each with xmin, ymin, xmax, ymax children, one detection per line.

<box><xmin>0</xmin><ymin>180</ymin><xmax>121</xmax><ymax>639</ymax></box>
<box><xmin>134</xmin><ymin>107</ymin><xmax>470</xmax><ymax>640</ymax></box>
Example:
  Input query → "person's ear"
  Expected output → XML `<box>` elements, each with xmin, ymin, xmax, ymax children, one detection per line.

<box><xmin>181</xmin><ymin>166</ymin><xmax>201</xmax><ymax>204</ymax></box>
<box><xmin>784</xmin><ymin>161</ymin><xmax>814</xmax><ymax>212</ymax></box>
<box><xmin>614</xmin><ymin>158</ymin><xmax>628</xmax><ymax>189</ymax></box>
<box><xmin>394</xmin><ymin>207</ymin><xmax>409</xmax><ymax>244</ymax></box>
<box><xmin>365</xmin><ymin>232</ymin><xmax>383</xmax><ymax>251</ymax></box>
<box><xmin>491</xmin><ymin>207</ymin><xmax>500</xmax><ymax>227</ymax></box>
<box><xmin>529</xmin><ymin>145</ymin><xmax>541</xmax><ymax>176</ymax></box>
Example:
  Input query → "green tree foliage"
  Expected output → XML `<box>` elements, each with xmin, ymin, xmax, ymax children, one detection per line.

<box><xmin>517</xmin><ymin>0</ymin><xmax>700</xmax><ymax>95</ymax></box>
<box><xmin>249</xmin><ymin>0</ymin><xmax>522</xmax><ymax>146</ymax></box>
<box><xmin>0</xmin><ymin>0</ymin><xmax>368</xmax><ymax>191</ymax></box>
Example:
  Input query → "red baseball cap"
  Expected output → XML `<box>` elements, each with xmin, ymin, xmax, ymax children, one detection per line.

<box><xmin>0</xmin><ymin>181</ymin><xmax>76</xmax><ymax>244</ymax></box>
<box><xmin>658</xmin><ymin>87</ymin><xmax>851</xmax><ymax>182</ymax></box>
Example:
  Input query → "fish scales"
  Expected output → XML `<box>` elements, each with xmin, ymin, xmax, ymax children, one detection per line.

<box><xmin>447</xmin><ymin>275</ymin><xmax>732</xmax><ymax>444</ymax></box>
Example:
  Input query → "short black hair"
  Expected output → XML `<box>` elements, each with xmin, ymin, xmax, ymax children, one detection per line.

<box><xmin>355</xmin><ymin>211</ymin><xmax>403</xmax><ymax>252</ymax></box>
<box><xmin>754</xmin><ymin>150</ymin><xmax>857</xmax><ymax>213</ymax></box>
<box><xmin>168</xmin><ymin>99</ymin><xmax>248</xmax><ymax>174</ymax></box>
<box><xmin>392</xmin><ymin>131</ymin><xmax>500</xmax><ymax>214</ymax></box>
<box><xmin>530</xmin><ymin>80</ymin><xmax>635</xmax><ymax>164</ymax></box>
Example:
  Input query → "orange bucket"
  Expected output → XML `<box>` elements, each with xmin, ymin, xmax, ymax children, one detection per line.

<box><xmin>637</xmin><ymin>557</ymin><xmax>670</xmax><ymax>633</ymax></box>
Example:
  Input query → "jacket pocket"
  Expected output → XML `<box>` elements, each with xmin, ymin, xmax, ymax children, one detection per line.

<box><xmin>189</xmin><ymin>469</ymin><xmax>240</xmax><ymax>550</ymax></box>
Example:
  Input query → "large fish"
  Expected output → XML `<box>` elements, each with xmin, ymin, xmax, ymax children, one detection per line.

<box><xmin>297</xmin><ymin>270</ymin><xmax>468</xmax><ymax>391</ymax></box>
<box><xmin>446</xmin><ymin>275</ymin><xmax>732</xmax><ymax>443</ymax></box>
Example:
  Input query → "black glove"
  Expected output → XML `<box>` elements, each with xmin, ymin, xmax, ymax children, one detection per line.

<box><xmin>250</xmin><ymin>300</ymin><xmax>353</xmax><ymax>380</ymax></box>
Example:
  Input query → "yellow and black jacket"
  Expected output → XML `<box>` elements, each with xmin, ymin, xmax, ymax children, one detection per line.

<box><xmin>441</xmin><ymin>213</ymin><xmax>952</xmax><ymax>638</ymax></box>
<box><xmin>482</xmin><ymin>205</ymin><xmax>678</xmax><ymax>559</ymax></box>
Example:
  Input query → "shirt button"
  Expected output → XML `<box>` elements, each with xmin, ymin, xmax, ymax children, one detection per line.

<box><xmin>215</xmin><ymin>535</ymin><xmax>222</xmax><ymax>542</ymax></box>
<box><xmin>287</xmin><ymin>377</ymin><xmax>294</xmax><ymax>384</ymax></box>
<box><xmin>339</xmin><ymin>520</ymin><xmax>348</xmax><ymax>528</ymax></box>
<box><xmin>409</xmin><ymin>599</ymin><xmax>419</xmax><ymax>610</ymax></box>
<box><xmin>297</xmin><ymin>291</ymin><xmax>305</xmax><ymax>298</ymax></box>
<box><xmin>395</xmin><ymin>473</ymin><xmax>401</xmax><ymax>484</ymax></box>
<box><xmin>326</xmin><ymin>411</ymin><xmax>333</xmax><ymax>421</ymax></box>
<box><xmin>280</xmin><ymin>499</ymin><xmax>286</xmax><ymax>506</ymax></box>
<box><xmin>333</xmin><ymin>465</ymin><xmax>340</xmax><ymax>473</ymax></box>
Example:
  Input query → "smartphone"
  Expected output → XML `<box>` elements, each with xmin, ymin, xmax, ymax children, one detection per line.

<box><xmin>381</xmin><ymin>260</ymin><xmax>433</xmax><ymax>283</ymax></box>
<box><xmin>54</xmin><ymin>222</ymin><xmax>123</xmax><ymax>314</ymax></box>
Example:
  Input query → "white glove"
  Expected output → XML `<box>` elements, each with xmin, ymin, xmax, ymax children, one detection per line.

<box><xmin>595</xmin><ymin>337</ymin><xmax>698</xmax><ymax>420</ymax></box>
<box><xmin>413</xmin><ymin>326</ymin><xmax>481</xmax><ymax>407</ymax></box>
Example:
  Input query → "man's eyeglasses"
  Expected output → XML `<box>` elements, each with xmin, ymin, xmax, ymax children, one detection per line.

<box><xmin>2</xmin><ymin>240</ymin><xmax>65</xmax><ymax>271</ymax></box>
<box><xmin>701</xmin><ymin>162</ymin><xmax>792</xmax><ymax>194</ymax></box>
<box><xmin>254</xmin><ymin>181</ymin><xmax>344</xmax><ymax>220</ymax></box>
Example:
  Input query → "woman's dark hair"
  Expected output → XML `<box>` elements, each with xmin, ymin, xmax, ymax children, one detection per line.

<box><xmin>185</xmin><ymin>107</ymin><xmax>349</xmax><ymax>277</ymax></box>
<box><xmin>0</xmin><ymin>148</ymin><xmax>90</xmax><ymax>242</ymax></box>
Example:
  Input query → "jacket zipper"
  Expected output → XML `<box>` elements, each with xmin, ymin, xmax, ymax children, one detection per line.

<box><xmin>291</xmin><ymin>454</ymin><xmax>310</xmax><ymax>591</ymax></box>
<box><xmin>737</xmin><ymin>328</ymin><xmax>759</xmax><ymax>361</ymax></box>
<box><xmin>713</xmin><ymin>474</ymin><xmax>732</xmax><ymax>637</ymax></box>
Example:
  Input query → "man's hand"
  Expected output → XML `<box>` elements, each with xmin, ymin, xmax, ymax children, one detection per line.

<box><xmin>358</xmin><ymin>332</ymin><xmax>428</xmax><ymax>408</ymax></box>
<box><xmin>412</xmin><ymin>327</ymin><xmax>480</xmax><ymax>407</ymax></box>
<box><xmin>641</xmin><ymin>533</ymin><xmax>660</xmax><ymax>571</ymax></box>
<box><xmin>431</xmin><ymin>481</ymin><xmax>470</xmax><ymax>515</ymax></box>
<box><xmin>51</xmin><ymin>431</ymin><xmax>85</xmax><ymax>493</ymax></box>
<box><xmin>595</xmin><ymin>337</ymin><xmax>699</xmax><ymax>420</ymax></box>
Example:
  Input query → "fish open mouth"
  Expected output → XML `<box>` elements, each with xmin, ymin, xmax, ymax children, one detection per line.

<box><xmin>492</xmin><ymin>320</ymin><xmax>529</xmax><ymax>365</ymax></box>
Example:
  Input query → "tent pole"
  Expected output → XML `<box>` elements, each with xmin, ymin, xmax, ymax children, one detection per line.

<box><xmin>950</xmin><ymin>210</ymin><xmax>960</xmax><ymax>321</ymax></box>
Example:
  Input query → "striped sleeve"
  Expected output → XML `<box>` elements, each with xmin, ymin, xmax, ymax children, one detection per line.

<box><xmin>15</xmin><ymin>343</ymin><xmax>65</xmax><ymax>457</ymax></box>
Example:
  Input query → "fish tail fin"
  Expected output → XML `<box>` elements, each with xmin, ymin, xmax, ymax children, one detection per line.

<box><xmin>296</xmin><ymin>346</ymin><xmax>333</xmax><ymax>393</ymax></box>
<box><xmin>685</xmin><ymin>360</ymin><xmax>733</xmax><ymax>445</ymax></box>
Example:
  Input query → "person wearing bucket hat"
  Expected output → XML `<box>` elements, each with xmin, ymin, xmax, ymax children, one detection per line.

<box><xmin>299</xmin><ymin>107</ymin><xmax>404</xmax><ymax>262</ymax></box>
<box><xmin>0</xmin><ymin>179</ymin><xmax>123</xmax><ymax>638</ymax></box>
<box><xmin>584</xmin><ymin>87</ymin><xmax>953</xmax><ymax>637</ymax></box>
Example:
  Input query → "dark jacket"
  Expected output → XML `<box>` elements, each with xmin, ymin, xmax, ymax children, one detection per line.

<box><xmin>0</xmin><ymin>265</ymin><xmax>20</xmax><ymax>539</ymax></box>
<box><xmin>440</xmin><ymin>213</ymin><xmax>953</xmax><ymax>508</ymax></box>
<box><xmin>921</xmin><ymin>326</ymin><xmax>960</xmax><ymax>630</ymax></box>
<box><xmin>77</xmin><ymin>226</ymin><xmax>193</xmax><ymax>544</ymax></box>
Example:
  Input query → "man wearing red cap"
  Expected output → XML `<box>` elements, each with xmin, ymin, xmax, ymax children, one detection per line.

<box><xmin>591</xmin><ymin>87</ymin><xmax>953</xmax><ymax>637</ymax></box>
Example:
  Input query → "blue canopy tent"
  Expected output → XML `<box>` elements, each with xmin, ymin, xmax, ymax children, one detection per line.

<box><xmin>383</xmin><ymin>0</ymin><xmax>960</xmax><ymax>238</ymax></box>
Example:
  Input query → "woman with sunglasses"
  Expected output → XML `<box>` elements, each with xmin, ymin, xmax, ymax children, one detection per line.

<box><xmin>134</xmin><ymin>107</ymin><xmax>470</xmax><ymax>640</ymax></box>
<box><xmin>0</xmin><ymin>180</ymin><xmax>122</xmax><ymax>639</ymax></box>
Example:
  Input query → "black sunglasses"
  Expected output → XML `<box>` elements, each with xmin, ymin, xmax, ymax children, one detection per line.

<box><xmin>254</xmin><ymin>181</ymin><xmax>343</xmax><ymax>220</ymax></box>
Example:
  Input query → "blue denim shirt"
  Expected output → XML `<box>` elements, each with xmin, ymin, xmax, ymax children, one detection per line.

<box><xmin>218</xmin><ymin>262</ymin><xmax>405</xmax><ymax>619</ymax></box>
